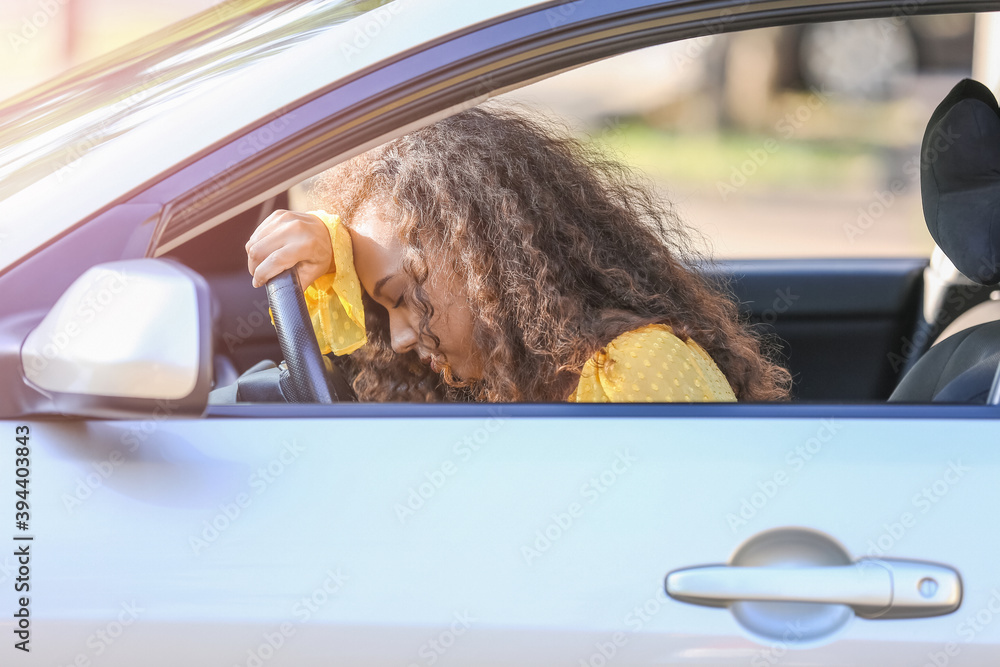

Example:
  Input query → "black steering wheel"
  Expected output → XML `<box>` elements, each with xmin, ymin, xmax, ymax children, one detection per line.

<box><xmin>265</xmin><ymin>267</ymin><xmax>342</xmax><ymax>403</ymax></box>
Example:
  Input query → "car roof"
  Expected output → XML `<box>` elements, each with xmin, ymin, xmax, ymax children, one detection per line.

<box><xmin>0</xmin><ymin>0</ymin><xmax>539</xmax><ymax>272</ymax></box>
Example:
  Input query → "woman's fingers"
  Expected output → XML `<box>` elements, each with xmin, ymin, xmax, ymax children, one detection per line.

<box><xmin>245</xmin><ymin>208</ymin><xmax>286</xmax><ymax>250</ymax></box>
<box><xmin>251</xmin><ymin>246</ymin><xmax>299</xmax><ymax>289</ymax></box>
<box><xmin>246</xmin><ymin>229</ymin><xmax>285</xmax><ymax>281</ymax></box>
<box><xmin>246</xmin><ymin>210</ymin><xmax>335</xmax><ymax>289</ymax></box>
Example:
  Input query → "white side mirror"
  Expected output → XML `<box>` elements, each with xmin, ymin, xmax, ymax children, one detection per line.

<box><xmin>20</xmin><ymin>259</ymin><xmax>212</xmax><ymax>418</ymax></box>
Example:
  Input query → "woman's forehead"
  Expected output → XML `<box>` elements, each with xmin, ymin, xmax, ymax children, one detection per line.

<box><xmin>350</xmin><ymin>201</ymin><xmax>392</xmax><ymax>240</ymax></box>
<box><xmin>348</xmin><ymin>203</ymin><xmax>405</xmax><ymax>288</ymax></box>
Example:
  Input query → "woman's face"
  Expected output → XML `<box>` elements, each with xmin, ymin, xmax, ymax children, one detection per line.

<box><xmin>349</xmin><ymin>203</ymin><xmax>483</xmax><ymax>381</ymax></box>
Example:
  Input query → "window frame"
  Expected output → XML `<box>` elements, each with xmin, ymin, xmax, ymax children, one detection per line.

<box><xmin>10</xmin><ymin>0</ymin><xmax>992</xmax><ymax>420</ymax></box>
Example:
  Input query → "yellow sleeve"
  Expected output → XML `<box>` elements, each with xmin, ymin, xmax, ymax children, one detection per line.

<box><xmin>568</xmin><ymin>324</ymin><xmax>737</xmax><ymax>403</ymax></box>
<box><xmin>267</xmin><ymin>210</ymin><xmax>367</xmax><ymax>356</ymax></box>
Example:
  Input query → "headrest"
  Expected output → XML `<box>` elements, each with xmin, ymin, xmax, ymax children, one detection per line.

<box><xmin>922</xmin><ymin>78</ymin><xmax>1000</xmax><ymax>285</ymax></box>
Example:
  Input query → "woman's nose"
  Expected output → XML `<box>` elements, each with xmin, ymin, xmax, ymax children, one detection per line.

<box><xmin>389</xmin><ymin>315</ymin><xmax>419</xmax><ymax>355</ymax></box>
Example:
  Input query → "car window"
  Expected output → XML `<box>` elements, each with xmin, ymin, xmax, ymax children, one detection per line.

<box><xmin>495</xmin><ymin>15</ymin><xmax>974</xmax><ymax>260</ymax></box>
<box><xmin>201</xmin><ymin>12</ymin><xmax>993</xmax><ymax>405</ymax></box>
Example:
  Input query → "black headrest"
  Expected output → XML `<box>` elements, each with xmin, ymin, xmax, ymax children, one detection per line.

<box><xmin>922</xmin><ymin>78</ymin><xmax>1000</xmax><ymax>285</ymax></box>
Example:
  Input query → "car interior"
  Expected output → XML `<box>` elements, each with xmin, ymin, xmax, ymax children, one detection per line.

<box><xmin>886</xmin><ymin>78</ymin><xmax>1000</xmax><ymax>403</ymax></box>
<box><xmin>160</xmin><ymin>27</ymin><xmax>1000</xmax><ymax>406</ymax></box>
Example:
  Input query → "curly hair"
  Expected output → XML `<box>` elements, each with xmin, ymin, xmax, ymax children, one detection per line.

<box><xmin>312</xmin><ymin>105</ymin><xmax>791</xmax><ymax>402</ymax></box>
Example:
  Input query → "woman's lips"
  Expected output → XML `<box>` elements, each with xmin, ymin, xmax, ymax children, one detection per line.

<box><xmin>420</xmin><ymin>354</ymin><xmax>442</xmax><ymax>373</ymax></box>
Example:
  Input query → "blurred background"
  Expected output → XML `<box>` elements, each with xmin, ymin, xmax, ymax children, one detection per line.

<box><xmin>0</xmin><ymin>0</ymin><xmax>218</xmax><ymax>99</ymax></box>
<box><xmin>501</xmin><ymin>13</ymin><xmax>988</xmax><ymax>259</ymax></box>
<box><xmin>1</xmin><ymin>1</ymin><xmax>997</xmax><ymax>259</ymax></box>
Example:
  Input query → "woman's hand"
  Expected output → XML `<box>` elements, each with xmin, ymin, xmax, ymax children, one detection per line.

<box><xmin>246</xmin><ymin>210</ymin><xmax>335</xmax><ymax>290</ymax></box>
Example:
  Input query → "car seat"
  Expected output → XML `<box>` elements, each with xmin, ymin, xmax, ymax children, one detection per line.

<box><xmin>889</xmin><ymin>78</ymin><xmax>1000</xmax><ymax>404</ymax></box>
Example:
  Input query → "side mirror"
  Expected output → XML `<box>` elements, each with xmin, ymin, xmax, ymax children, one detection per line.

<box><xmin>19</xmin><ymin>259</ymin><xmax>212</xmax><ymax>418</ymax></box>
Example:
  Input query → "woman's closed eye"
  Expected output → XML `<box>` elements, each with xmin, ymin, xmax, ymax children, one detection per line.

<box><xmin>392</xmin><ymin>294</ymin><xmax>405</xmax><ymax>309</ymax></box>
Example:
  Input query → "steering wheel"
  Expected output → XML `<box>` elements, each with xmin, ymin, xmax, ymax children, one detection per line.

<box><xmin>265</xmin><ymin>267</ymin><xmax>342</xmax><ymax>403</ymax></box>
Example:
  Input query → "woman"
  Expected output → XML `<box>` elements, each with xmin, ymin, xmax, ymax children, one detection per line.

<box><xmin>246</xmin><ymin>105</ymin><xmax>791</xmax><ymax>403</ymax></box>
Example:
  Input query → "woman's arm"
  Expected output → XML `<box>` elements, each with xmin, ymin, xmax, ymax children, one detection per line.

<box><xmin>246</xmin><ymin>209</ymin><xmax>367</xmax><ymax>355</ymax></box>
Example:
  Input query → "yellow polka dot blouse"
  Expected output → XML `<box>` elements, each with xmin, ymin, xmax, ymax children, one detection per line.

<box><xmin>300</xmin><ymin>211</ymin><xmax>737</xmax><ymax>403</ymax></box>
<box><xmin>567</xmin><ymin>324</ymin><xmax>736</xmax><ymax>402</ymax></box>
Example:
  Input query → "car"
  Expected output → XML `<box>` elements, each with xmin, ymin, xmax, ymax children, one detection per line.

<box><xmin>2</xmin><ymin>0</ymin><xmax>1000</xmax><ymax>664</ymax></box>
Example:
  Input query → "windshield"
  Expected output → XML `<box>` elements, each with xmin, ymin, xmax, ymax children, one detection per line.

<box><xmin>0</xmin><ymin>0</ymin><xmax>390</xmax><ymax>203</ymax></box>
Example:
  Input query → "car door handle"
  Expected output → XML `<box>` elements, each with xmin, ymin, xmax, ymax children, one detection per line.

<box><xmin>665</xmin><ymin>559</ymin><xmax>962</xmax><ymax>619</ymax></box>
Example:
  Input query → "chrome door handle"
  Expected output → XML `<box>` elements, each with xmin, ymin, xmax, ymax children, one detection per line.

<box><xmin>665</xmin><ymin>558</ymin><xmax>961</xmax><ymax>619</ymax></box>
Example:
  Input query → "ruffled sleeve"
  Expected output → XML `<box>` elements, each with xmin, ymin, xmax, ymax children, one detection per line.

<box><xmin>267</xmin><ymin>210</ymin><xmax>367</xmax><ymax>356</ymax></box>
<box><xmin>568</xmin><ymin>324</ymin><xmax>737</xmax><ymax>403</ymax></box>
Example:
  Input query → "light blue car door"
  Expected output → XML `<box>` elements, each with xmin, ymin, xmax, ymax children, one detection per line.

<box><xmin>8</xmin><ymin>405</ymin><xmax>1000</xmax><ymax>666</ymax></box>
